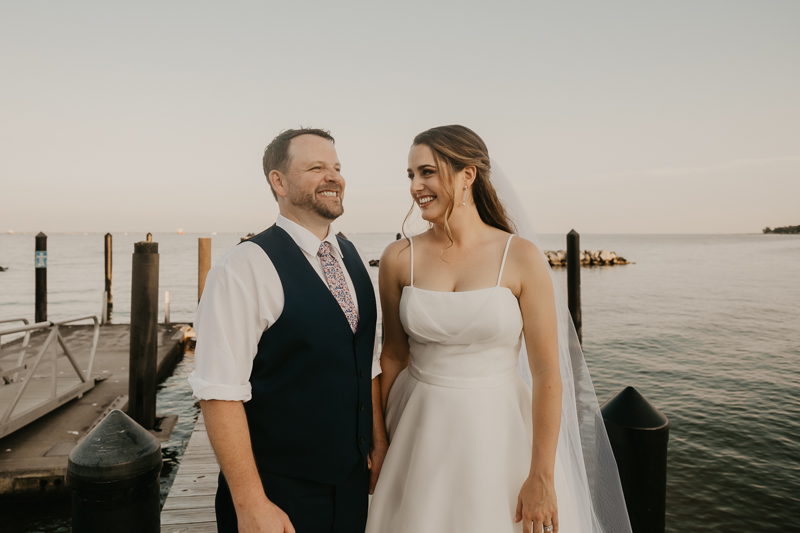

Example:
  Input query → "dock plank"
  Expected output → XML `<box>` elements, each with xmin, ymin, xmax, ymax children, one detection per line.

<box><xmin>161</xmin><ymin>523</ymin><xmax>218</xmax><ymax>533</ymax></box>
<box><xmin>161</xmin><ymin>412</ymin><xmax>219</xmax><ymax>531</ymax></box>
<box><xmin>161</xmin><ymin>494</ymin><xmax>218</xmax><ymax>510</ymax></box>
<box><xmin>161</xmin><ymin>508</ymin><xmax>218</xmax><ymax>525</ymax></box>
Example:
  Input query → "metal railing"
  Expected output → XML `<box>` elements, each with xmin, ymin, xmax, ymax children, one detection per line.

<box><xmin>0</xmin><ymin>318</ymin><xmax>32</xmax><ymax>384</ymax></box>
<box><xmin>0</xmin><ymin>315</ymin><xmax>100</xmax><ymax>438</ymax></box>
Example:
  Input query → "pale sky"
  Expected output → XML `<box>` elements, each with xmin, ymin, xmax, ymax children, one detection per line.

<box><xmin>1</xmin><ymin>1</ymin><xmax>798</xmax><ymax>235</ymax></box>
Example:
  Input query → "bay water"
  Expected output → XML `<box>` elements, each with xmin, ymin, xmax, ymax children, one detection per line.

<box><xmin>1</xmin><ymin>232</ymin><xmax>798</xmax><ymax>531</ymax></box>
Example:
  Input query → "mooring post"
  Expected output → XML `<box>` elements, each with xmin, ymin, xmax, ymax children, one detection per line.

<box><xmin>146</xmin><ymin>232</ymin><xmax>152</xmax><ymax>243</ymax></box>
<box><xmin>164</xmin><ymin>290</ymin><xmax>171</xmax><ymax>324</ymax></box>
<box><xmin>567</xmin><ymin>229</ymin><xmax>582</xmax><ymax>345</ymax></box>
<box><xmin>35</xmin><ymin>232</ymin><xmax>48</xmax><ymax>323</ymax></box>
<box><xmin>129</xmin><ymin>241</ymin><xmax>159</xmax><ymax>430</ymax></box>
<box><xmin>67</xmin><ymin>409</ymin><xmax>162</xmax><ymax>532</ymax></box>
<box><xmin>198</xmin><ymin>237</ymin><xmax>211</xmax><ymax>302</ymax></box>
<box><xmin>600</xmin><ymin>386</ymin><xmax>669</xmax><ymax>533</ymax></box>
<box><xmin>100</xmin><ymin>291</ymin><xmax>108</xmax><ymax>325</ymax></box>
<box><xmin>104</xmin><ymin>233</ymin><xmax>113</xmax><ymax>322</ymax></box>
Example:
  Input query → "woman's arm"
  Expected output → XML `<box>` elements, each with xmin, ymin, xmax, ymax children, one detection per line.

<box><xmin>377</xmin><ymin>240</ymin><xmax>412</xmax><ymax>410</ymax></box>
<box><xmin>512</xmin><ymin>238</ymin><xmax>563</xmax><ymax>533</ymax></box>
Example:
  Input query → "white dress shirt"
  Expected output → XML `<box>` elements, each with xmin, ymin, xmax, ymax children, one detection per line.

<box><xmin>188</xmin><ymin>215</ymin><xmax>381</xmax><ymax>402</ymax></box>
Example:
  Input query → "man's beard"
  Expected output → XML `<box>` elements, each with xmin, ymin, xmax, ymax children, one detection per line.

<box><xmin>289</xmin><ymin>187</ymin><xmax>344</xmax><ymax>220</ymax></box>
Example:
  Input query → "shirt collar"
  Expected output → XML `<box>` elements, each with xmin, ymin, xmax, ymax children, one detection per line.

<box><xmin>276</xmin><ymin>214</ymin><xmax>343</xmax><ymax>259</ymax></box>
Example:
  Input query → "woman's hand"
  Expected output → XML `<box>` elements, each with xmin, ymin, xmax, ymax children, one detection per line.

<box><xmin>514</xmin><ymin>474</ymin><xmax>558</xmax><ymax>533</ymax></box>
<box><xmin>368</xmin><ymin>439</ymin><xmax>388</xmax><ymax>494</ymax></box>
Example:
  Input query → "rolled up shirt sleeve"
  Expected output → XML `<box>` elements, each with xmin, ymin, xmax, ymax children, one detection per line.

<box><xmin>188</xmin><ymin>242</ymin><xmax>283</xmax><ymax>402</ymax></box>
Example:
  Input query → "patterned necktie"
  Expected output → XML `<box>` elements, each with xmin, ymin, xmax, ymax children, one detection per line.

<box><xmin>317</xmin><ymin>242</ymin><xmax>359</xmax><ymax>333</ymax></box>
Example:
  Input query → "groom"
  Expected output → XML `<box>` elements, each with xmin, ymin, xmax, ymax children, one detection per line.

<box><xmin>189</xmin><ymin>128</ymin><xmax>387</xmax><ymax>533</ymax></box>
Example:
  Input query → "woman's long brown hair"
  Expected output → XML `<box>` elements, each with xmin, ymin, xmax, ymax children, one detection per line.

<box><xmin>404</xmin><ymin>125</ymin><xmax>515</xmax><ymax>246</ymax></box>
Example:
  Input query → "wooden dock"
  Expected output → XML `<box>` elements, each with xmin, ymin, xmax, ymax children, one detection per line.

<box><xmin>0</xmin><ymin>323</ymin><xmax>188</xmax><ymax>500</ymax></box>
<box><xmin>161</xmin><ymin>412</ymin><xmax>219</xmax><ymax>532</ymax></box>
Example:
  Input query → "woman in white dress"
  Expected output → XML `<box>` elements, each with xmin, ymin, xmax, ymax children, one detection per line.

<box><xmin>366</xmin><ymin>125</ymin><xmax>632</xmax><ymax>533</ymax></box>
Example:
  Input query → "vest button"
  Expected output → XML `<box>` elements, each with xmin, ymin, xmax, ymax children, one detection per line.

<box><xmin>355</xmin><ymin>339</ymin><xmax>360</xmax><ymax>346</ymax></box>
<box><xmin>360</xmin><ymin>371</ymin><xmax>365</xmax><ymax>378</ymax></box>
<box><xmin>359</xmin><ymin>437</ymin><xmax>366</xmax><ymax>445</ymax></box>
<box><xmin>360</xmin><ymin>404</ymin><xmax>365</xmax><ymax>411</ymax></box>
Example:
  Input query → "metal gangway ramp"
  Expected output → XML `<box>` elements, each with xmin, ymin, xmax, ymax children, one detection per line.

<box><xmin>0</xmin><ymin>315</ymin><xmax>99</xmax><ymax>438</ymax></box>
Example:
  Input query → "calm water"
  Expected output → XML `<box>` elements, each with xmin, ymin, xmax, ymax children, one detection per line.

<box><xmin>1</xmin><ymin>232</ymin><xmax>799</xmax><ymax>531</ymax></box>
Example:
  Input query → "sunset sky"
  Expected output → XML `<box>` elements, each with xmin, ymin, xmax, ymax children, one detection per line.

<box><xmin>2</xmin><ymin>1</ymin><xmax>798</xmax><ymax>235</ymax></box>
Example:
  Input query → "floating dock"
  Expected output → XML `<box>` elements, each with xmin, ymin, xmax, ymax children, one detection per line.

<box><xmin>0</xmin><ymin>323</ymin><xmax>188</xmax><ymax>500</ymax></box>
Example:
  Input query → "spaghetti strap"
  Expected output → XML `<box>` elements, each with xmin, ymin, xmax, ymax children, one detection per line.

<box><xmin>409</xmin><ymin>237</ymin><xmax>415</xmax><ymax>287</ymax></box>
<box><xmin>496</xmin><ymin>235</ymin><xmax>514</xmax><ymax>287</ymax></box>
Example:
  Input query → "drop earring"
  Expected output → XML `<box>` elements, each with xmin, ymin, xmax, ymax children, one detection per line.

<box><xmin>462</xmin><ymin>185</ymin><xmax>468</xmax><ymax>206</ymax></box>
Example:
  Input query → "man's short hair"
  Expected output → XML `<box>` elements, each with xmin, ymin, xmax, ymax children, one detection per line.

<box><xmin>262</xmin><ymin>128</ymin><xmax>335</xmax><ymax>200</ymax></box>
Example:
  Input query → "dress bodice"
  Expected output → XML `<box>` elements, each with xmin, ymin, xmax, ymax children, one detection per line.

<box><xmin>398</xmin><ymin>236</ymin><xmax>524</xmax><ymax>388</ymax></box>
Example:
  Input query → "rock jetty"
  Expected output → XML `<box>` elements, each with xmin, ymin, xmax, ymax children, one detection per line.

<box><xmin>368</xmin><ymin>251</ymin><xmax>630</xmax><ymax>268</ymax></box>
<box><xmin>544</xmin><ymin>250</ymin><xmax>629</xmax><ymax>267</ymax></box>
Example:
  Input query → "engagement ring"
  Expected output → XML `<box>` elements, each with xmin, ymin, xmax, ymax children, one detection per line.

<box><xmin>544</xmin><ymin>526</ymin><xmax>553</xmax><ymax>532</ymax></box>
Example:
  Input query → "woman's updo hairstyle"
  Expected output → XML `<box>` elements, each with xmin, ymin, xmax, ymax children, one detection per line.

<box><xmin>410</xmin><ymin>125</ymin><xmax>515</xmax><ymax>241</ymax></box>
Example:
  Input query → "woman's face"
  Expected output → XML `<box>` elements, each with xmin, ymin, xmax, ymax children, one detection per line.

<box><xmin>407</xmin><ymin>144</ymin><xmax>452</xmax><ymax>223</ymax></box>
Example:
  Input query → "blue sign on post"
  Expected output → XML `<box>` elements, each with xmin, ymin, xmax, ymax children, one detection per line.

<box><xmin>35</xmin><ymin>251</ymin><xmax>47</xmax><ymax>268</ymax></box>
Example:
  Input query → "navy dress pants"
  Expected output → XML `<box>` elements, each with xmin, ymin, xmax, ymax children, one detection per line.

<box><xmin>216</xmin><ymin>462</ymin><xmax>369</xmax><ymax>533</ymax></box>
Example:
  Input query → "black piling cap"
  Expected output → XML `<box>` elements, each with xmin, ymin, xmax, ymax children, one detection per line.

<box><xmin>600</xmin><ymin>386</ymin><xmax>668</xmax><ymax>430</ymax></box>
<box><xmin>134</xmin><ymin>242</ymin><xmax>158</xmax><ymax>254</ymax></box>
<box><xmin>67</xmin><ymin>409</ymin><xmax>162</xmax><ymax>484</ymax></box>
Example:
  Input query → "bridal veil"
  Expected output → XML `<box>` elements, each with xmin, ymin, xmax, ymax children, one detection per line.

<box><xmin>490</xmin><ymin>159</ymin><xmax>633</xmax><ymax>533</ymax></box>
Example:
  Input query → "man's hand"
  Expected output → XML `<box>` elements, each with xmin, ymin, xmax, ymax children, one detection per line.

<box><xmin>368</xmin><ymin>440</ymin><xmax>388</xmax><ymax>494</ymax></box>
<box><xmin>236</xmin><ymin>500</ymin><xmax>295</xmax><ymax>533</ymax></box>
<box><xmin>201</xmin><ymin>400</ymin><xmax>295</xmax><ymax>533</ymax></box>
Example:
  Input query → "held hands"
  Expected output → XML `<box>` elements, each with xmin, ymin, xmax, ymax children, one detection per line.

<box><xmin>368</xmin><ymin>439</ymin><xmax>389</xmax><ymax>494</ymax></box>
<box><xmin>514</xmin><ymin>473</ymin><xmax>559</xmax><ymax>533</ymax></box>
<box><xmin>237</xmin><ymin>500</ymin><xmax>295</xmax><ymax>533</ymax></box>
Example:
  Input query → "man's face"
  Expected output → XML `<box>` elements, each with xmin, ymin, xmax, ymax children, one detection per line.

<box><xmin>283</xmin><ymin>134</ymin><xmax>345</xmax><ymax>221</ymax></box>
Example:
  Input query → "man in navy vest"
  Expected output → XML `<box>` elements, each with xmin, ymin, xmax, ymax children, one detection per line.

<box><xmin>189</xmin><ymin>128</ymin><xmax>387</xmax><ymax>532</ymax></box>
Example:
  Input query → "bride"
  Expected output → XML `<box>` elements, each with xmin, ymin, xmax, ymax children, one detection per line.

<box><xmin>365</xmin><ymin>125</ymin><xmax>632</xmax><ymax>533</ymax></box>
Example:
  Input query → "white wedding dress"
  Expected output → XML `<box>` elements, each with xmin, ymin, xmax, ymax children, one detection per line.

<box><xmin>366</xmin><ymin>235</ymin><xmax>580</xmax><ymax>532</ymax></box>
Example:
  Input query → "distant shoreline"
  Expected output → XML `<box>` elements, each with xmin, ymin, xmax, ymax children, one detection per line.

<box><xmin>762</xmin><ymin>225</ymin><xmax>800</xmax><ymax>235</ymax></box>
<box><xmin>4</xmin><ymin>231</ymin><xmax>800</xmax><ymax>237</ymax></box>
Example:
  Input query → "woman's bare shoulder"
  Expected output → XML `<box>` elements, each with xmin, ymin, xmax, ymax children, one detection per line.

<box><xmin>380</xmin><ymin>238</ymin><xmax>412</xmax><ymax>269</ymax></box>
<box><xmin>506</xmin><ymin>235</ymin><xmax>549</xmax><ymax>277</ymax></box>
<box><xmin>508</xmin><ymin>234</ymin><xmax>541</xmax><ymax>256</ymax></box>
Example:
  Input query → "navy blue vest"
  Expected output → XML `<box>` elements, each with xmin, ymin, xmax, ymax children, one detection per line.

<box><xmin>244</xmin><ymin>225</ymin><xmax>376</xmax><ymax>485</ymax></box>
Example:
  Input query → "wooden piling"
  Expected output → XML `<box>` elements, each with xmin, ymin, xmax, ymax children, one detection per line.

<box><xmin>146</xmin><ymin>233</ymin><xmax>153</xmax><ymax>243</ymax></box>
<box><xmin>601</xmin><ymin>387</ymin><xmax>669</xmax><ymax>533</ymax></box>
<box><xmin>68</xmin><ymin>410</ymin><xmax>162</xmax><ymax>532</ymax></box>
<box><xmin>104</xmin><ymin>233</ymin><xmax>113</xmax><ymax>322</ymax></box>
<box><xmin>35</xmin><ymin>232</ymin><xmax>47</xmax><ymax>323</ymax></box>
<box><xmin>567</xmin><ymin>229</ymin><xmax>582</xmax><ymax>345</ymax></box>
<box><xmin>164</xmin><ymin>290</ymin><xmax>171</xmax><ymax>324</ymax></box>
<box><xmin>129</xmin><ymin>241</ymin><xmax>159</xmax><ymax>430</ymax></box>
<box><xmin>198</xmin><ymin>238</ymin><xmax>211</xmax><ymax>302</ymax></box>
